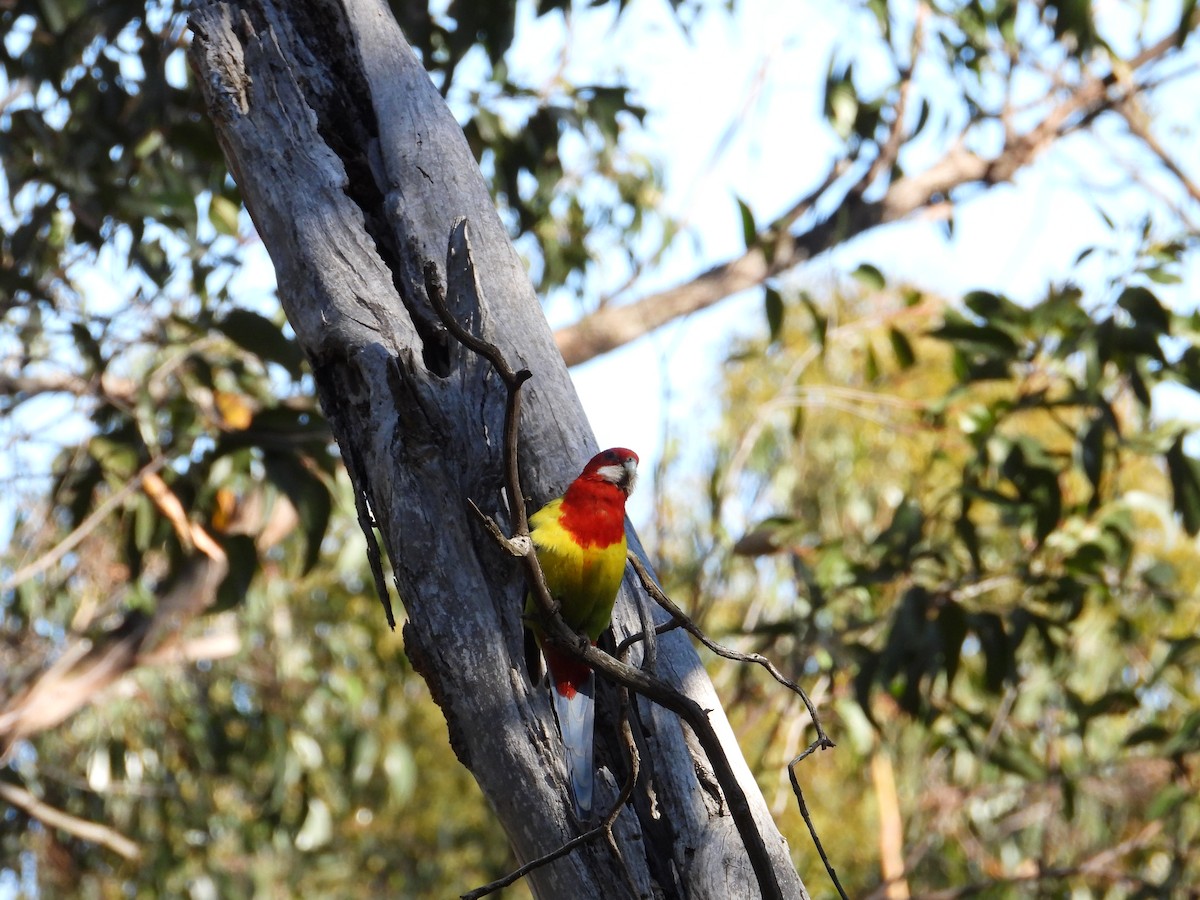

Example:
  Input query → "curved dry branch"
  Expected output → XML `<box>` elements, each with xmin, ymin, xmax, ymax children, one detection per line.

<box><xmin>622</xmin><ymin>550</ymin><xmax>850</xmax><ymax>899</ymax></box>
<box><xmin>621</xmin><ymin>552</ymin><xmax>832</xmax><ymax>747</ymax></box>
<box><xmin>0</xmin><ymin>780</ymin><xmax>141</xmax><ymax>861</ymax></box>
<box><xmin>789</xmin><ymin>739</ymin><xmax>851</xmax><ymax>900</ymax></box>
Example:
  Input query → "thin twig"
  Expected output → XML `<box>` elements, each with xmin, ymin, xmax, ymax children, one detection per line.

<box><xmin>1115</xmin><ymin>97</ymin><xmax>1200</xmax><ymax>204</ymax></box>
<box><xmin>789</xmin><ymin>740</ymin><xmax>851</xmax><ymax>900</ymax></box>
<box><xmin>467</xmin><ymin>499</ymin><xmax>530</xmax><ymax>556</ymax></box>
<box><xmin>853</xmin><ymin>1</ymin><xmax>927</xmax><ymax>198</ymax></box>
<box><xmin>624</xmin><ymin>551</ymin><xmax>848</xmax><ymax>900</ymax></box>
<box><xmin>1</xmin><ymin>456</ymin><xmax>168</xmax><ymax>592</ymax></box>
<box><xmin>624</xmin><ymin>552</ymin><xmax>832</xmax><ymax>747</ymax></box>
<box><xmin>598</xmin><ymin>36</ymin><xmax>784</xmax><ymax>309</ymax></box>
<box><xmin>0</xmin><ymin>780</ymin><xmax>141</xmax><ymax>861</ymax></box>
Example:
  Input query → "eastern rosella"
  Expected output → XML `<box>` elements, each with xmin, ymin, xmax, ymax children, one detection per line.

<box><xmin>526</xmin><ymin>447</ymin><xmax>639</xmax><ymax>817</ymax></box>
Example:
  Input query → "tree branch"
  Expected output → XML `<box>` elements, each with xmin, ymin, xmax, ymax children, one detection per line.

<box><xmin>789</xmin><ymin>739</ymin><xmax>851</xmax><ymax>900</ymax></box>
<box><xmin>0</xmin><ymin>780</ymin><xmax>141</xmax><ymax>861</ymax></box>
<box><xmin>0</xmin><ymin>464</ymin><xmax>229</xmax><ymax>757</ymax></box>
<box><xmin>622</xmin><ymin>551</ymin><xmax>832</xmax><ymax>747</ymax></box>
<box><xmin>0</xmin><ymin>456</ymin><xmax>169</xmax><ymax>593</ymax></box>
<box><xmin>1115</xmin><ymin>96</ymin><xmax>1200</xmax><ymax>205</ymax></box>
<box><xmin>552</xmin><ymin>27</ymin><xmax>1187</xmax><ymax>367</ymax></box>
<box><xmin>0</xmin><ymin>370</ymin><xmax>137</xmax><ymax>409</ymax></box>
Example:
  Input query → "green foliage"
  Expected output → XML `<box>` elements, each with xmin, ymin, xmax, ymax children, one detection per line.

<box><xmin>665</xmin><ymin>239</ymin><xmax>1200</xmax><ymax>893</ymax></box>
<box><xmin>0</xmin><ymin>0</ymin><xmax>668</xmax><ymax>357</ymax></box>
<box><xmin>2</xmin><ymin>0</ymin><xmax>1199</xmax><ymax>896</ymax></box>
<box><xmin>5</xmin><ymin>532</ymin><xmax>524</xmax><ymax>897</ymax></box>
<box><xmin>0</xmin><ymin>2</ymin><xmax>231</xmax><ymax>315</ymax></box>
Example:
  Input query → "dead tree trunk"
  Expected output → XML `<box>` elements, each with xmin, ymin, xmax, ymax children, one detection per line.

<box><xmin>188</xmin><ymin>2</ymin><xmax>807</xmax><ymax>897</ymax></box>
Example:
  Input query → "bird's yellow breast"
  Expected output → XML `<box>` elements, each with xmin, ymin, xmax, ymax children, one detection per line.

<box><xmin>529</xmin><ymin>497</ymin><xmax>627</xmax><ymax>640</ymax></box>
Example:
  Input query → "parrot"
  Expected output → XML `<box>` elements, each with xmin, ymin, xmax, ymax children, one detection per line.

<box><xmin>525</xmin><ymin>447</ymin><xmax>639</xmax><ymax>818</ymax></box>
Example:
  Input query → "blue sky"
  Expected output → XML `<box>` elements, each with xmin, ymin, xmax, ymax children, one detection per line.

<box><xmin>518</xmin><ymin>0</ymin><xmax>1200</xmax><ymax>529</ymax></box>
<box><xmin>2</xmin><ymin>0</ymin><xmax>1198</xmax><ymax>542</ymax></box>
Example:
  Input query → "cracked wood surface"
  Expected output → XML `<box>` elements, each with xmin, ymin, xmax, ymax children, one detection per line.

<box><xmin>188</xmin><ymin>2</ymin><xmax>806</xmax><ymax>897</ymax></box>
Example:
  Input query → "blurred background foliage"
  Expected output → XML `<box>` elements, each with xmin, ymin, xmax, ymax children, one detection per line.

<box><xmin>1</xmin><ymin>0</ymin><xmax>1198</xmax><ymax>897</ymax></box>
<box><xmin>667</xmin><ymin>258</ymin><xmax>1200</xmax><ymax>896</ymax></box>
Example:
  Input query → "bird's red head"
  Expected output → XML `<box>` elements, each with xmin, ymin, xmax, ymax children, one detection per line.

<box><xmin>580</xmin><ymin>447</ymin><xmax>639</xmax><ymax>496</ymax></box>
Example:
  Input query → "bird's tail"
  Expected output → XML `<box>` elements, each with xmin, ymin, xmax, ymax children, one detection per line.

<box><xmin>551</xmin><ymin>669</ymin><xmax>595</xmax><ymax>819</ymax></box>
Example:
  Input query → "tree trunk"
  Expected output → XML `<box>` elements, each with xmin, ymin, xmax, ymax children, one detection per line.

<box><xmin>188</xmin><ymin>2</ymin><xmax>807</xmax><ymax>897</ymax></box>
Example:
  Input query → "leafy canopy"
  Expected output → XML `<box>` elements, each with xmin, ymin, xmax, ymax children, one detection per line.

<box><xmin>2</xmin><ymin>0</ymin><xmax>1199</xmax><ymax>896</ymax></box>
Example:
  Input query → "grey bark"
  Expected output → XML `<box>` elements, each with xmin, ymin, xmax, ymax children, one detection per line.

<box><xmin>188</xmin><ymin>2</ymin><xmax>807</xmax><ymax>897</ymax></box>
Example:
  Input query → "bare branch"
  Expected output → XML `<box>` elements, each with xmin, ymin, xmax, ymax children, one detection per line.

<box><xmin>0</xmin><ymin>370</ymin><xmax>137</xmax><ymax>408</ymax></box>
<box><xmin>467</xmin><ymin>499</ymin><xmax>530</xmax><ymax>557</ymax></box>
<box><xmin>1116</xmin><ymin>97</ymin><xmax>1200</xmax><ymax>205</ymax></box>
<box><xmin>789</xmin><ymin>739</ymin><xmax>851</xmax><ymax>900</ymax></box>
<box><xmin>623</xmin><ymin>549</ymin><xmax>851</xmax><ymax>900</ymax></box>
<box><xmin>554</xmin><ymin>161</ymin><xmax>849</xmax><ymax>367</ymax></box>
<box><xmin>853</xmin><ymin>1</ymin><xmax>928</xmax><ymax>199</ymax></box>
<box><xmin>553</xmin><ymin>28</ymin><xmax>1188</xmax><ymax>367</ymax></box>
<box><xmin>1</xmin><ymin>456</ymin><xmax>169</xmax><ymax>593</ymax></box>
<box><xmin>623</xmin><ymin>551</ymin><xmax>832</xmax><ymax>746</ymax></box>
<box><xmin>0</xmin><ymin>780</ymin><xmax>141</xmax><ymax>861</ymax></box>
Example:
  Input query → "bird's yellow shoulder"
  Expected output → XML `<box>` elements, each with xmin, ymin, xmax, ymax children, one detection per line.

<box><xmin>528</xmin><ymin>496</ymin><xmax>627</xmax><ymax>639</ymax></box>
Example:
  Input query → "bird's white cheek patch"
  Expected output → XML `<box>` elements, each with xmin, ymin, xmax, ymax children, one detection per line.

<box><xmin>595</xmin><ymin>464</ymin><xmax>626</xmax><ymax>483</ymax></box>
